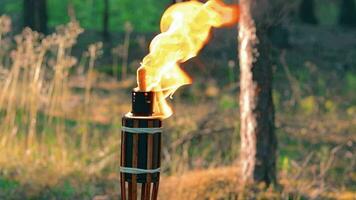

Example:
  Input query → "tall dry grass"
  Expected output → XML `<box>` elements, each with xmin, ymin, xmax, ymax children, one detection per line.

<box><xmin>0</xmin><ymin>16</ymin><xmax>116</xmax><ymax>192</ymax></box>
<box><xmin>0</xmin><ymin>14</ymin><xmax>354</xmax><ymax>199</ymax></box>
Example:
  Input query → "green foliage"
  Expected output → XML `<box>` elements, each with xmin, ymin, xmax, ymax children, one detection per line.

<box><xmin>110</xmin><ymin>0</ymin><xmax>171</xmax><ymax>32</ymax></box>
<box><xmin>218</xmin><ymin>94</ymin><xmax>236</xmax><ymax>111</ymax></box>
<box><xmin>66</xmin><ymin>0</ymin><xmax>171</xmax><ymax>32</ymax></box>
<box><xmin>346</xmin><ymin>73</ymin><xmax>356</xmax><ymax>92</ymax></box>
<box><xmin>0</xmin><ymin>178</ymin><xmax>19</xmax><ymax>191</ymax></box>
<box><xmin>294</xmin><ymin>66</ymin><xmax>310</xmax><ymax>84</ymax></box>
<box><xmin>226</xmin><ymin>61</ymin><xmax>236</xmax><ymax>85</ymax></box>
<box><xmin>3</xmin><ymin>0</ymin><xmax>355</xmax><ymax>31</ymax></box>
<box><xmin>299</xmin><ymin>96</ymin><xmax>318</xmax><ymax>114</ymax></box>
<box><xmin>315</xmin><ymin>0</ymin><xmax>339</xmax><ymax>25</ymax></box>
<box><xmin>346</xmin><ymin>106</ymin><xmax>356</xmax><ymax>116</ymax></box>
<box><xmin>317</xmin><ymin>145</ymin><xmax>332</xmax><ymax>166</ymax></box>
<box><xmin>70</xmin><ymin>0</ymin><xmax>105</xmax><ymax>31</ymax></box>
<box><xmin>47</xmin><ymin>0</ymin><xmax>70</xmax><ymax>27</ymax></box>
<box><xmin>324</xmin><ymin>99</ymin><xmax>336</xmax><ymax>112</ymax></box>
<box><xmin>49</xmin><ymin>181</ymin><xmax>76</xmax><ymax>199</ymax></box>
<box><xmin>281</xmin><ymin>156</ymin><xmax>290</xmax><ymax>173</ymax></box>
<box><xmin>316</xmin><ymin>76</ymin><xmax>327</xmax><ymax>96</ymax></box>
<box><xmin>2</xmin><ymin>1</ymin><xmax>21</xmax><ymax>13</ymax></box>
<box><xmin>272</xmin><ymin>90</ymin><xmax>281</xmax><ymax>110</ymax></box>
<box><xmin>2</xmin><ymin>0</ymin><xmax>171</xmax><ymax>32</ymax></box>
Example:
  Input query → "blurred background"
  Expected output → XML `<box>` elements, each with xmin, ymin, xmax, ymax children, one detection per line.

<box><xmin>0</xmin><ymin>0</ymin><xmax>355</xmax><ymax>199</ymax></box>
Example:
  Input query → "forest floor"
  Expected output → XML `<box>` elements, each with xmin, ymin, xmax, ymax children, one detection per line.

<box><xmin>0</xmin><ymin>22</ymin><xmax>355</xmax><ymax>199</ymax></box>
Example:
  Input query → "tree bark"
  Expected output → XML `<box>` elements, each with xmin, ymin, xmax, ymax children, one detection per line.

<box><xmin>23</xmin><ymin>0</ymin><xmax>48</xmax><ymax>34</ymax></box>
<box><xmin>299</xmin><ymin>0</ymin><xmax>318</xmax><ymax>25</ymax></box>
<box><xmin>238</xmin><ymin>0</ymin><xmax>277</xmax><ymax>187</ymax></box>
<box><xmin>339</xmin><ymin>0</ymin><xmax>356</xmax><ymax>27</ymax></box>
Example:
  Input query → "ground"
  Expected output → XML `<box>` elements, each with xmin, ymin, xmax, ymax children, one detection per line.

<box><xmin>0</xmin><ymin>18</ymin><xmax>355</xmax><ymax>199</ymax></box>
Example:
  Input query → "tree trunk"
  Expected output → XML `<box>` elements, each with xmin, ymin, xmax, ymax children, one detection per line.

<box><xmin>103</xmin><ymin>0</ymin><xmax>110</xmax><ymax>40</ymax></box>
<box><xmin>23</xmin><ymin>0</ymin><xmax>48</xmax><ymax>34</ymax></box>
<box><xmin>238</xmin><ymin>0</ymin><xmax>277</xmax><ymax>187</ymax></box>
<box><xmin>339</xmin><ymin>0</ymin><xmax>356</xmax><ymax>27</ymax></box>
<box><xmin>299</xmin><ymin>0</ymin><xmax>318</xmax><ymax>25</ymax></box>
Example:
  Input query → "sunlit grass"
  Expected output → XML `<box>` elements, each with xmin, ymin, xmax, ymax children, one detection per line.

<box><xmin>0</xmin><ymin>16</ymin><xmax>121</xmax><ymax>197</ymax></box>
<box><xmin>0</xmin><ymin>14</ymin><xmax>355</xmax><ymax>199</ymax></box>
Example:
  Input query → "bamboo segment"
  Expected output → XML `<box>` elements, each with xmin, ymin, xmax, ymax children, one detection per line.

<box><xmin>121</xmin><ymin>120</ymin><xmax>127</xmax><ymax>200</ymax></box>
<box><xmin>120</xmin><ymin>115</ymin><xmax>162</xmax><ymax>200</ymax></box>
<box><xmin>132</xmin><ymin>132</ymin><xmax>138</xmax><ymax>199</ymax></box>
<box><xmin>151</xmin><ymin>181</ymin><xmax>159</xmax><ymax>200</ymax></box>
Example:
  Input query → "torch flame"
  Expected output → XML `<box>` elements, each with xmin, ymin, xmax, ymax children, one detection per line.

<box><xmin>137</xmin><ymin>0</ymin><xmax>239</xmax><ymax>118</ymax></box>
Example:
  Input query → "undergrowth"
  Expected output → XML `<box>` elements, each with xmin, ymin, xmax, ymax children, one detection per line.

<box><xmin>0</xmin><ymin>15</ymin><xmax>354</xmax><ymax>199</ymax></box>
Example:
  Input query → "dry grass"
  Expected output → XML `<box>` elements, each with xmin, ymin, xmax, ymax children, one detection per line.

<box><xmin>160</xmin><ymin>165</ymin><xmax>356</xmax><ymax>200</ymax></box>
<box><xmin>160</xmin><ymin>167</ymin><xmax>239</xmax><ymax>199</ymax></box>
<box><xmin>0</xmin><ymin>16</ymin><xmax>121</xmax><ymax>196</ymax></box>
<box><xmin>0</xmin><ymin>15</ymin><xmax>355</xmax><ymax>199</ymax></box>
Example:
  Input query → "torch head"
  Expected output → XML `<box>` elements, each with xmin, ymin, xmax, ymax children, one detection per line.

<box><xmin>131</xmin><ymin>90</ymin><xmax>154</xmax><ymax>116</ymax></box>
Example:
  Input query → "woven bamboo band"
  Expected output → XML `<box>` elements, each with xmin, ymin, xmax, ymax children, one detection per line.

<box><xmin>122</xmin><ymin>126</ymin><xmax>162</xmax><ymax>134</ymax></box>
<box><xmin>120</xmin><ymin>167</ymin><xmax>161</xmax><ymax>174</ymax></box>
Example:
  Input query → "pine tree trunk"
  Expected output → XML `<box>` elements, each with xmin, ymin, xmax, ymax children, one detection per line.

<box><xmin>238</xmin><ymin>0</ymin><xmax>277</xmax><ymax>187</ymax></box>
<box><xmin>23</xmin><ymin>0</ymin><xmax>48</xmax><ymax>34</ymax></box>
<box><xmin>299</xmin><ymin>0</ymin><xmax>318</xmax><ymax>25</ymax></box>
<box><xmin>339</xmin><ymin>0</ymin><xmax>356</xmax><ymax>27</ymax></box>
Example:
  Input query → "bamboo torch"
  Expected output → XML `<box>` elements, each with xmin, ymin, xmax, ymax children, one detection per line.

<box><xmin>120</xmin><ymin>0</ymin><xmax>239</xmax><ymax>199</ymax></box>
<box><xmin>120</xmin><ymin>69</ymin><xmax>161</xmax><ymax>200</ymax></box>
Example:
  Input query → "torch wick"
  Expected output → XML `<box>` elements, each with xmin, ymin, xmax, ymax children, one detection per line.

<box><xmin>138</xmin><ymin>68</ymin><xmax>147</xmax><ymax>91</ymax></box>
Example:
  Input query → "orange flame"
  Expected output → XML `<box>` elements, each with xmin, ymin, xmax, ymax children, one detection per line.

<box><xmin>137</xmin><ymin>0</ymin><xmax>239</xmax><ymax>118</ymax></box>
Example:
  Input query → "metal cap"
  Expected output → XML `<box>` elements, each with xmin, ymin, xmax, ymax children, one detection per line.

<box><xmin>131</xmin><ymin>91</ymin><xmax>154</xmax><ymax>116</ymax></box>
